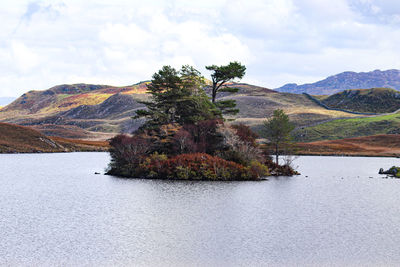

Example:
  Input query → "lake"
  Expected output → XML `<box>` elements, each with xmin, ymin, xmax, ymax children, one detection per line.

<box><xmin>1</xmin><ymin>152</ymin><xmax>400</xmax><ymax>266</ymax></box>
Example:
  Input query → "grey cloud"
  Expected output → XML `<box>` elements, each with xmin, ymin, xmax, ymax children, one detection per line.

<box><xmin>349</xmin><ymin>0</ymin><xmax>400</xmax><ymax>24</ymax></box>
<box><xmin>19</xmin><ymin>1</ymin><xmax>64</xmax><ymax>24</ymax></box>
<box><xmin>12</xmin><ymin>1</ymin><xmax>65</xmax><ymax>35</ymax></box>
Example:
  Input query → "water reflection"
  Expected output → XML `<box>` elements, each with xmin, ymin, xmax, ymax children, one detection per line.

<box><xmin>0</xmin><ymin>153</ymin><xmax>400</xmax><ymax>266</ymax></box>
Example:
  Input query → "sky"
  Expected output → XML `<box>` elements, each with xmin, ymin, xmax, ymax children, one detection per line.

<box><xmin>1</xmin><ymin>0</ymin><xmax>400</xmax><ymax>97</ymax></box>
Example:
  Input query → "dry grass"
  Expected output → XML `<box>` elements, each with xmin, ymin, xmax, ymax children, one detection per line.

<box><xmin>50</xmin><ymin>136</ymin><xmax>109</xmax><ymax>151</ymax></box>
<box><xmin>0</xmin><ymin>123</ymin><xmax>65</xmax><ymax>153</ymax></box>
<box><xmin>0</xmin><ymin>122</ymin><xmax>109</xmax><ymax>153</ymax></box>
<box><xmin>296</xmin><ymin>134</ymin><xmax>400</xmax><ymax>157</ymax></box>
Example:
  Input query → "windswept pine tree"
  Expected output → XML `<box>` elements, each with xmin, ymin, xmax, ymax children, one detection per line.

<box><xmin>206</xmin><ymin>61</ymin><xmax>246</xmax><ymax>115</ymax></box>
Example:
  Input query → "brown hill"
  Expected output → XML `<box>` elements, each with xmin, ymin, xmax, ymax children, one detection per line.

<box><xmin>0</xmin><ymin>122</ymin><xmax>108</xmax><ymax>153</ymax></box>
<box><xmin>0</xmin><ymin>81</ymin><xmax>363</xmax><ymax>140</ymax></box>
<box><xmin>296</xmin><ymin>134</ymin><xmax>400</xmax><ymax>157</ymax></box>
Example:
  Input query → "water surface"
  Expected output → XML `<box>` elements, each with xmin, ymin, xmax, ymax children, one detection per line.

<box><xmin>1</xmin><ymin>153</ymin><xmax>400</xmax><ymax>266</ymax></box>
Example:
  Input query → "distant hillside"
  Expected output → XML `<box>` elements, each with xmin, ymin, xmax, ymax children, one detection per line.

<box><xmin>2</xmin><ymin>82</ymin><xmax>148</xmax><ymax>114</ymax></box>
<box><xmin>296</xmin><ymin>134</ymin><xmax>400</xmax><ymax>157</ymax></box>
<box><xmin>293</xmin><ymin>113</ymin><xmax>400</xmax><ymax>142</ymax></box>
<box><xmin>319</xmin><ymin>88</ymin><xmax>400</xmax><ymax>113</ymax></box>
<box><xmin>276</xmin><ymin>69</ymin><xmax>400</xmax><ymax>95</ymax></box>
<box><xmin>0</xmin><ymin>81</ymin><xmax>365</xmax><ymax>140</ymax></box>
<box><xmin>0</xmin><ymin>122</ymin><xmax>108</xmax><ymax>153</ymax></box>
<box><xmin>0</xmin><ymin>82</ymin><xmax>150</xmax><ymax>138</ymax></box>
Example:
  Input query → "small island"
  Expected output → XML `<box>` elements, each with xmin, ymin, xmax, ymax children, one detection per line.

<box><xmin>106</xmin><ymin>63</ymin><xmax>298</xmax><ymax>180</ymax></box>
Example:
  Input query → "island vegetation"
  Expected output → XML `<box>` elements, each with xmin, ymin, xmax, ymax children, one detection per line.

<box><xmin>106</xmin><ymin>63</ymin><xmax>298</xmax><ymax>180</ymax></box>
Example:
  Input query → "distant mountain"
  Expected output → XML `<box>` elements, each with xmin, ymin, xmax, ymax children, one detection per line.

<box><xmin>320</xmin><ymin>88</ymin><xmax>400</xmax><ymax>113</ymax></box>
<box><xmin>275</xmin><ymin>69</ymin><xmax>400</xmax><ymax>95</ymax></box>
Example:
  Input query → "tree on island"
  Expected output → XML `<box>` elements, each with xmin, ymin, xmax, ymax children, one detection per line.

<box><xmin>135</xmin><ymin>65</ymin><xmax>221</xmax><ymax>129</ymax></box>
<box><xmin>261</xmin><ymin>109</ymin><xmax>295</xmax><ymax>165</ymax></box>
<box><xmin>206</xmin><ymin>61</ymin><xmax>246</xmax><ymax>115</ymax></box>
<box><xmin>107</xmin><ymin>64</ymin><xmax>298</xmax><ymax>180</ymax></box>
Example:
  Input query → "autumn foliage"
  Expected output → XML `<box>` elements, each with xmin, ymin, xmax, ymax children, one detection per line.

<box><xmin>107</xmin><ymin>151</ymin><xmax>269</xmax><ymax>180</ymax></box>
<box><xmin>107</xmin><ymin>64</ymin><xmax>281</xmax><ymax>180</ymax></box>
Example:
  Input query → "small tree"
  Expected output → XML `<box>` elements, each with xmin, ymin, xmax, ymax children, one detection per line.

<box><xmin>262</xmin><ymin>109</ymin><xmax>295</xmax><ymax>165</ymax></box>
<box><xmin>206</xmin><ymin>61</ymin><xmax>246</xmax><ymax>115</ymax></box>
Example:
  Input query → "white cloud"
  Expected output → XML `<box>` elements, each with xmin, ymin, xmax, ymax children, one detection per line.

<box><xmin>99</xmin><ymin>23</ymin><xmax>151</xmax><ymax>46</ymax></box>
<box><xmin>0</xmin><ymin>0</ymin><xmax>400</xmax><ymax>96</ymax></box>
<box><xmin>11</xmin><ymin>41</ymin><xmax>40</xmax><ymax>72</ymax></box>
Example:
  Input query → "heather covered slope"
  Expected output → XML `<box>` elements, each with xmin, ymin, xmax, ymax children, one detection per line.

<box><xmin>296</xmin><ymin>134</ymin><xmax>400</xmax><ymax>157</ymax></box>
<box><xmin>276</xmin><ymin>69</ymin><xmax>400</xmax><ymax>95</ymax></box>
<box><xmin>319</xmin><ymin>88</ymin><xmax>400</xmax><ymax>113</ymax></box>
<box><xmin>0</xmin><ymin>81</ymin><xmax>362</xmax><ymax>139</ymax></box>
<box><xmin>0</xmin><ymin>123</ymin><xmax>108</xmax><ymax>153</ymax></box>
<box><xmin>0</xmin><ymin>123</ymin><xmax>64</xmax><ymax>153</ymax></box>
<box><xmin>221</xmin><ymin>90</ymin><xmax>361</xmax><ymax>131</ymax></box>
<box><xmin>0</xmin><ymin>82</ymin><xmax>149</xmax><ymax>138</ymax></box>
<box><xmin>2</xmin><ymin>82</ymin><xmax>148</xmax><ymax>116</ymax></box>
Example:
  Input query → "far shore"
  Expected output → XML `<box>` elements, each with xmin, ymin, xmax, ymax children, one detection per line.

<box><xmin>2</xmin><ymin>149</ymin><xmax>400</xmax><ymax>158</ymax></box>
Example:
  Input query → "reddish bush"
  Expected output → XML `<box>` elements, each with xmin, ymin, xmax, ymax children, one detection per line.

<box><xmin>107</xmin><ymin>134</ymin><xmax>150</xmax><ymax>176</ymax></box>
<box><xmin>172</xmin><ymin>128</ymin><xmax>196</xmax><ymax>154</ymax></box>
<box><xmin>182</xmin><ymin>119</ymin><xmax>223</xmax><ymax>154</ymax></box>
<box><xmin>107</xmin><ymin>121</ymin><xmax>273</xmax><ymax>180</ymax></box>
<box><xmin>139</xmin><ymin>153</ymin><xmax>266</xmax><ymax>180</ymax></box>
<box><xmin>231</xmin><ymin>123</ymin><xmax>258</xmax><ymax>146</ymax></box>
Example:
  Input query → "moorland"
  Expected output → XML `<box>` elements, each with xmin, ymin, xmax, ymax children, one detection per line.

<box><xmin>2</xmin><ymin>69</ymin><xmax>400</xmax><ymax>156</ymax></box>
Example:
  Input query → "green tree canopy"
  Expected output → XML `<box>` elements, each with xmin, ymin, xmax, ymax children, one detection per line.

<box><xmin>262</xmin><ymin>109</ymin><xmax>295</xmax><ymax>164</ymax></box>
<box><xmin>135</xmin><ymin>65</ymin><xmax>220</xmax><ymax>129</ymax></box>
<box><xmin>206</xmin><ymin>61</ymin><xmax>246</xmax><ymax>115</ymax></box>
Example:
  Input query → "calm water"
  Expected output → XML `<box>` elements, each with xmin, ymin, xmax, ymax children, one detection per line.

<box><xmin>1</xmin><ymin>153</ymin><xmax>400</xmax><ymax>266</ymax></box>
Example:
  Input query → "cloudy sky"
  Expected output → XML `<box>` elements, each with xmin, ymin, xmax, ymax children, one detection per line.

<box><xmin>1</xmin><ymin>0</ymin><xmax>400</xmax><ymax>97</ymax></box>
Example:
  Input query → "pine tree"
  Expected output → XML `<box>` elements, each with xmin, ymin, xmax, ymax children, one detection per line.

<box><xmin>135</xmin><ymin>65</ymin><xmax>220</xmax><ymax>129</ymax></box>
<box><xmin>206</xmin><ymin>61</ymin><xmax>246</xmax><ymax>115</ymax></box>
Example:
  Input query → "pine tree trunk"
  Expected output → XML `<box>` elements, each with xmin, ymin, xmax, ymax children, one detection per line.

<box><xmin>212</xmin><ymin>82</ymin><xmax>217</xmax><ymax>103</ymax></box>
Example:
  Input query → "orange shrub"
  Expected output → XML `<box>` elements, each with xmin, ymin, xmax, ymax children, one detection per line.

<box><xmin>137</xmin><ymin>153</ymin><xmax>268</xmax><ymax>180</ymax></box>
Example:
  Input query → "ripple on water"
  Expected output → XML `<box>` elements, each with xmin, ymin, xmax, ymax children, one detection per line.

<box><xmin>0</xmin><ymin>153</ymin><xmax>400</xmax><ymax>266</ymax></box>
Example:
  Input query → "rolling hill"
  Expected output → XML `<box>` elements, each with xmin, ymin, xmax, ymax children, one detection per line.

<box><xmin>318</xmin><ymin>88</ymin><xmax>400</xmax><ymax>113</ymax></box>
<box><xmin>0</xmin><ymin>122</ymin><xmax>108</xmax><ymax>153</ymax></box>
<box><xmin>0</xmin><ymin>82</ymin><xmax>363</xmax><ymax>140</ymax></box>
<box><xmin>3</xmin><ymin>77</ymin><xmax>400</xmax><ymax>156</ymax></box>
<box><xmin>275</xmin><ymin>69</ymin><xmax>400</xmax><ymax>95</ymax></box>
<box><xmin>293</xmin><ymin>113</ymin><xmax>400</xmax><ymax>142</ymax></box>
<box><xmin>0</xmin><ymin>82</ymin><xmax>150</xmax><ymax>139</ymax></box>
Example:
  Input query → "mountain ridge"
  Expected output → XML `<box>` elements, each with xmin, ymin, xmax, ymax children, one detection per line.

<box><xmin>275</xmin><ymin>69</ymin><xmax>400</xmax><ymax>95</ymax></box>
